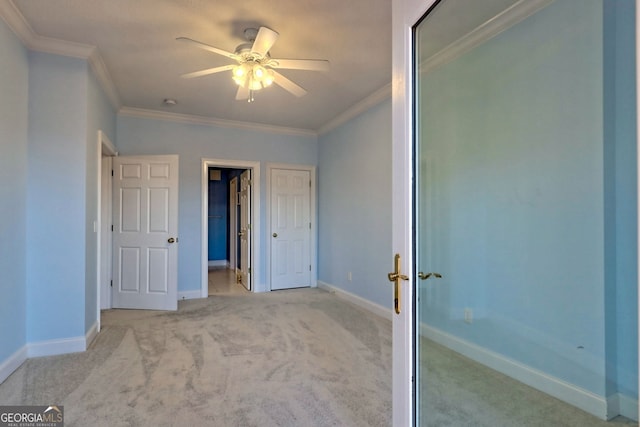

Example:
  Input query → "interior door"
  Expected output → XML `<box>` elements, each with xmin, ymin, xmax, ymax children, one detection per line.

<box><xmin>112</xmin><ymin>155</ymin><xmax>179</xmax><ymax>310</ymax></box>
<box><xmin>239</xmin><ymin>170</ymin><xmax>251</xmax><ymax>291</ymax></box>
<box><xmin>229</xmin><ymin>176</ymin><xmax>238</xmax><ymax>273</ymax></box>
<box><xmin>270</xmin><ymin>168</ymin><xmax>311</xmax><ymax>290</ymax></box>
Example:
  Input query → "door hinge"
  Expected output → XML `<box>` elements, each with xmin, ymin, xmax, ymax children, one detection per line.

<box><xmin>309</xmin><ymin>265</ymin><xmax>311</xmax><ymax>271</ymax></box>
<box><xmin>111</xmin><ymin>169</ymin><xmax>114</xmax><ymax>177</ymax></box>
<box><xmin>247</xmin><ymin>223</ymin><xmax>251</xmax><ymax>230</ymax></box>
<box><xmin>111</xmin><ymin>225</ymin><xmax>114</xmax><ymax>232</ymax></box>
<box><xmin>309</xmin><ymin>180</ymin><xmax>311</xmax><ymax>187</ymax></box>
<box><xmin>110</xmin><ymin>280</ymin><xmax>113</xmax><ymax>288</ymax></box>
<box><xmin>309</xmin><ymin>222</ymin><xmax>311</xmax><ymax>229</ymax></box>
<box><xmin>248</xmin><ymin>267</ymin><xmax>251</xmax><ymax>274</ymax></box>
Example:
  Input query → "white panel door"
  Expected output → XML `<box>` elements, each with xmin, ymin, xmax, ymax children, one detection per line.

<box><xmin>112</xmin><ymin>155</ymin><xmax>179</xmax><ymax>310</ymax></box>
<box><xmin>239</xmin><ymin>170</ymin><xmax>251</xmax><ymax>291</ymax></box>
<box><xmin>270</xmin><ymin>169</ymin><xmax>311</xmax><ymax>290</ymax></box>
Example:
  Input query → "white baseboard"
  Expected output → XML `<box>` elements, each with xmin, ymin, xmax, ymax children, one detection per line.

<box><xmin>317</xmin><ymin>280</ymin><xmax>392</xmax><ymax>321</ymax></box>
<box><xmin>178</xmin><ymin>290</ymin><xmax>204</xmax><ymax>301</ymax></box>
<box><xmin>85</xmin><ymin>321</ymin><xmax>99</xmax><ymax>349</ymax></box>
<box><xmin>0</xmin><ymin>346</ymin><xmax>27</xmax><ymax>384</ymax></box>
<box><xmin>420</xmin><ymin>323</ymin><xmax>609</xmax><ymax>420</ymax></box>
<box><xmin>208</xmin><ymin>260</ymin><xmax>229</xmax><ymax>268</ymax></box>
<box><xmin>607</xmin><ymin>392</ymin><xmax>639</xmax><ymax>421</ymax></box>
<box><xmin>1</xmin><ymin>328</ymin><xmax>99</xmax><ymax>383</ymax></box>
<box><xmin>27</xmin><ymin>335</ymin><xmax>86</xmax><ymax>358</ymax></box>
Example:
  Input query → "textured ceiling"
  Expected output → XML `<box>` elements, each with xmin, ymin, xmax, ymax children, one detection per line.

<box><xmin>8</xmin><ymin>0</ymin><xmax>528</xmax><ymax>132</ymax></box>
<box><xmin>11</xmin><ymin>0</ymin><xmax>392</xmax><ymax>132</ymax></box>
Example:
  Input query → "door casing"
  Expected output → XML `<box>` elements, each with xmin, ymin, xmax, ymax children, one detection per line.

<box><xmin>392</xmin><ymin>0</ymin><xmax>440</xmax><ymax>425</ymax></box>
<box><xmin>201</xmin><ymin>158</ymin><xmax>261</xmax><ymax>295</ymax></box>
<box><xmin>96</xmin><ymin>130</ymin><xmax>117</xmax><ymax>323</ymax></box>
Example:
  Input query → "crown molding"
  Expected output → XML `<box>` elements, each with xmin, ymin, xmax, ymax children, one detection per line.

<box><xmin>0</xmin><ymin>1</ymin><xmax>121</xmax><ymax>110</ymax></box>
<box><xmin>421</xmin><ymin>0</ymin><xmax>554</xmax><ymax>75</ymax></box>
<box><xmin>0</xmin><ymin>0</ymin><xmax>36</xmax><ymax>47</ymax></box>
<box><xmin>317</xmin><ymin>83</ymin><xmax>392</xmax><ymax>135</ymax></box>
<box><xmin>118</xmin><ymin>107</ymin><xmax>318</xmax><ymax>138</ymax></box>
<box><xmin>87</xmin><ymin>51</ymin><xmax>121</xmax><ymax>110</ymax></box>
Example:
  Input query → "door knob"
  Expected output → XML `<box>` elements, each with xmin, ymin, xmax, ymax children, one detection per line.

<box><xmin>272</xmin><ymin>233</ymin><xmax>278</xmax><ymax>238</ymax></box>
<box><xmin>167</xmin><ymin>237</ymin><xmax>176</xmax><ymax>244</ymax></box>
<box><xmin>238</xmin><ymin>231</ymin><xmax>244</xmax><ymax>237</ymax></box>
<box><xmin>418</xmin><ymin>272</ymin><xmax>442</xmax><ymax>280</ymax></box>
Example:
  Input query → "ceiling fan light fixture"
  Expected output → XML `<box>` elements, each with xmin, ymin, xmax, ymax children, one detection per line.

<box><xmin>179</xmin><ymin>26</ymin><xmax>328</xmax><ymax>101</ymax></box>
<box><xmin>233</xmin><ymin>62</ymin><xmax>275</xmax><ymax>92</ymax></box>
<box><xmin>263</xmin><ymin>69</ymin><xmax>275</xmax><ymax>87</ymax></box>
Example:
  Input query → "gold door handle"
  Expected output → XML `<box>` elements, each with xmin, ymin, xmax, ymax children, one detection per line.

<box><xmin>417</xmin><ymin>272</ymin><xmax>442</xmax><ymax>280</ymax></box>
<box><xmin>387</xmin><ymin>253</ymin><xmax>408</xmax><ymax>314</ymax></box>
<box><xmin>168</xmin><ymin>237</ymin><xmax>176</xmax><ymax>244</ymax></box>
<box><xmin>238</xmin><ymin>231</ymin><xmax>244</xmax><ymax>237</ymax></box>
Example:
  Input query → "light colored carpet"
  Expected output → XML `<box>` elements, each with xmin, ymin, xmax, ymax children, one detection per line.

<box><xmin>0</xmin><ymin>288</ymin><xmax>634</xmax><ymax>426</ymax></box>
<box><xmin>0</xmin><ymin>289</ymin><xmax>392</xmax><ymax>426</ymax></box>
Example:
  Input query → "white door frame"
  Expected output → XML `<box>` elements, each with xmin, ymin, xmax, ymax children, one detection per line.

<box><xmin>266</xmin><ymin>163</ymin><xmax>317</xmax><ymax>290</ymax></box>
<box><xmin>392</xmin><ymin>0</ymin><xmax>439</xmax><ymax>425</ymax></box>
<box><xmin>201</xmin><ymin>158</ymin><xmax>261</xmax><ymax>296</ymax></box>
<box><xmin>96</xmin><ymin>130</ymin><xmax>117</xmax><ymax>329</ymax></box>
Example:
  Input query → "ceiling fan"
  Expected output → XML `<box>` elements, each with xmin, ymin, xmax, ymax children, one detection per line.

<box><xmin>177</xmin><ymin>27</ymin><xmax>329</xmax><ymax>102</ymax></box>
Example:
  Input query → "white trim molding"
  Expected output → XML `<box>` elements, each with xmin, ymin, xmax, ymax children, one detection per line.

<box><xmin>207</xmin><ymin>260</ymin><xmax>230</xmax><ymax>268</ymax></box>
<box><xmin>420</xmin><ymin>0</ymin><xmax>554</xmax><ymax>75</ymax></box>
<box><xmin>607</xmin><ymin>393</ymin><xmax>639</xmax><ymax>421</ymax></box>
<box><xmin>317</xmin><ymin>281</ymin><xmax>392</xmax><ymax>321</ymax></box>
<box><xmin>419</xmin><ymin>323</ymin><xmax>609</xmax><ymax>421</ymax></box>
<box><xmin>85</xmin><ymin>321</ymin><xmax>99</xmax><ymax>350</ymax></box>
<box><xmin>178</xmin><ymin>290</ymin><xmax>204</xmax><ymax>301</ymax></box>
<box><xmin>120</xmin><ymin>107</ymin><xmax>316</xmax><ymax>138</ymax></box>
<box><xmin>0</xmin><ymin>346</ymin><xmax>27</xmax><ymax>384</ymax></box>
<box><xmin>317</xmin><ymin>83</ymin><xmax>391</xmax><ymax>135</ymax></box>
<box><xmin>201</xmin><ymin>159</ymin><xmax>262</xmax><ymax>297</ymax></box>
<box><xmin>0</xmin><ymin>1</ymin><xmax>121</xmax><ymax>110</ymax></box>
<box><xmin>27</xmin><ymin>336</ymin><xmax>87</xmax><ymax>358</ymax></box>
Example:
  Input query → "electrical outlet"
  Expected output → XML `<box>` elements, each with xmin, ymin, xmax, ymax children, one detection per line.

<box><xmin>347</xmin><ymin>272</ymin><xmax>352</xmax><ymax>282</ymax></box>
<box><xmin>464</xmin><ymin>308</ymin><xmax>473</xmax><ymax>324</ymax></box>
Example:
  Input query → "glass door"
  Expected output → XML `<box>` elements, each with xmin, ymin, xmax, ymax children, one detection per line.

<box><xmin>407</xmin><ymin>0</ymin><xmax>636</xmax><ymax>425</ymax></box>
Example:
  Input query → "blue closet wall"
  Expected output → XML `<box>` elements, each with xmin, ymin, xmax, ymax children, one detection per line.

<box><xmin>208</xmin><ymin>168</ymin><xmax>244</xmax><ymax>264</ymax></box>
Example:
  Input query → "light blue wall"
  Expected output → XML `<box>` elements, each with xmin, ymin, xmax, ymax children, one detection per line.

<box><xmin>603</xmin><ymin>0</ymin><xmax>638</xmax><ymax>400</ymax></box>
<box><xmin>116</xmin><ymin>116</ymin><xmax>317</xmax><ymax>291</ymax></box>
<box><xmin>317</xmin><ymin>99</ymin><xmax>393</xmax><ymax>310</ymax></box>
<box><xmin>0</xmin><ymin>18</ymin><xmax>29</xmax><ymax>362</ymax></box>
<box><xmin>416</xmin><ymin>0</ymin><xmax>637</xmax><ymax>401</ymax></box>
<box><xmin>26</xmin><ymin>52</ymin><xmax>88</xmax><ymax>342</ymax></box>
<box><xmin>85</xmin><ymin>69</ymin><xmax>117</xmax><ymax>334</ymax></box>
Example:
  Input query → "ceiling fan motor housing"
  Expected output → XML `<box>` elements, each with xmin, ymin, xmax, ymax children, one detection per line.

<box><xmin>243</xmin><ymin>28</ymin><xmax>259</xmax><ymax>42</ymax></box>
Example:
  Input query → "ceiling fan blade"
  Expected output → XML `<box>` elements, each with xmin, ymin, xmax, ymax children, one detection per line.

<box><xmin>176</xmin><ymin>37</ymin><xmax>238</xmax><ymax>60</ymax></box>
<box><xmin>181</xmin><ymin>64</ymin><xmax>235</xmax><ymax>79</ymax></box>
<box><xmin>236</xmin><ymin>85</ymin><xmax>250</xmax><ymax>101</ymax></box>
<box><xmin>271</xmin><ymin>59</ymin><xmax>330</xmax><ymax>72</ymax></box>
<box><xmin>251</xmin><ymin>27</ymin><xmax>279</xmax><ymax>56</ymax></box>
<box><xmin>272</xmin><ymin>71</ymin><xmax>307</xmax><ymax>97</ymax></box>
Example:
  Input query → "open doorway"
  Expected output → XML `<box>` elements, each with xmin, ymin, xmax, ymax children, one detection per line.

<box><xmin>206</xmin><ymin>167</ymin><xmax>249</xmax><ymax>294</ymax></box>
<box><xmin>201</xmin><ymin>159</ymin><xmax>261</xmax><ymax>297</ymax></box>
